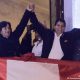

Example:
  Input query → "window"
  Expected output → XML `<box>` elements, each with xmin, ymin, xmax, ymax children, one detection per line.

<box><xmin>72</xmin><ymin>0</ymin><xmax>80</xmax><ymax>28</ymax></box>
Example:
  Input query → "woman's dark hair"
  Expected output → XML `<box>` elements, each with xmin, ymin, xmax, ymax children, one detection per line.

<box><xmin>54</xmin><ymin>18</ymin><xmax>66</xmax><ymax>27</ymax></box>
<box><xmin>0</xmin><ymin>21</ymin><xmax>12</xmax><ymax>32</ymax></box>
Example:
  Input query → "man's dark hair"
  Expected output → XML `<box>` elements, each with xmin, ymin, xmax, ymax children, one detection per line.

<box><xmin>54</xmin><ymin>18</ymin><xmax>66</xmax><ymax>27</ymax></box>
<box><xmin>0</xmin><ymin>21</ymin><xmax>12</xmax><ymax>32</ymax></box>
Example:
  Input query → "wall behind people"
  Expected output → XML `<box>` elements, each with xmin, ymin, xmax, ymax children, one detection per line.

<box><xmin>0</xmin><ymin>0</ymin><xmax>50</xmax><ymax>42</ymax></box>
<box><xmin>28</xmin><ymin>0</ymin><xmax>50</xmax><ymax>28</ymax></box>
<box><xmin>50</xmin><ymin>0</ymin><xmax>57</xmax><ymax>29</ymax></box>
<box><xmin>64</xmin><ymin>0</ymin><xmax>73</xmax><ymax>31</ymax></box>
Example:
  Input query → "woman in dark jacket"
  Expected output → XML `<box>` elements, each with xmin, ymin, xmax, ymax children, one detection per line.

<box><xmin>0</xmin><ymin>10</ymin><xmax>31</xmax><ymax>57</ymax></box>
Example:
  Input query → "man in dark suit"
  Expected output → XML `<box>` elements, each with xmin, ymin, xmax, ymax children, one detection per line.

<box><xmin>26</xmin><ymin>2</ymin><xmax>80</xmax><ymax>60</ymax></box>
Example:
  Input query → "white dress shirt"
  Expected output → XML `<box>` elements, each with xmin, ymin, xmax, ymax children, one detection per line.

<box><xmin>32</xmin><ymin>40</ymin><xmax>43</xmax><ymax>57</ymax></box>
<box><xmin>48</xmin><ymin>33</ymin><xmax>64</xmax><ymax>60</ymax></box>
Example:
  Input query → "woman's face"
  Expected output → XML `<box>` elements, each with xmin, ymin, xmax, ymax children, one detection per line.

<box><xmin>0</xmin><ymin>24</ymin><xmax>11</xmax><ymax>38</ymax></box>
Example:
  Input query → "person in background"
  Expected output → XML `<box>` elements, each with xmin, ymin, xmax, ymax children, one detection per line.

<box><xmin>26</xmin><ymin>2</ymin><xmax>80</xmax><ymax>61</ymax></box>
<box><xmin>32</xmin><ymin>20</ymin><xmax>47</xmax><ymax>57</ymax></box>
<box><xmin>0</xmin><ymin>9</ymin><xmax>31</xmax><ymax>57</ymax></box>
<box><xmin>32</xmin><ymin>31</ymin><xmax>43</xmax><ymax>57</ymax></box>
<box><xmin>21</xmin><ymin>20</ymin><xmax>47</xmax><ymax>57</ymax></box>
<box><xmin>21</xmin><ymin>24</ymin><xmax>43</xmax><ymax>57</ymax></box>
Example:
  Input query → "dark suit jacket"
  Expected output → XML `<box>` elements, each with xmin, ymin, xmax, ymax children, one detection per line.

<box><xmin>29</xmin><ymin>11</ymin><xmax>80</xmax><ymax>60</ymax></box>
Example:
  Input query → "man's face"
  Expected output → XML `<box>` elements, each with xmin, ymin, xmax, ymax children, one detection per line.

<box><xmin>0</xmin><ymin>24</ymin><xmax>11</xmax><ymax>38</ymax></box>
<box><xmin>35</xmin><ymin>32</ymin><xmax>42</xmax><ymax>41</ymax></box>
<box><xmin>54</xmin><ymin>21</ymin><xmax>65</xmax><ymax>36</ymax></box>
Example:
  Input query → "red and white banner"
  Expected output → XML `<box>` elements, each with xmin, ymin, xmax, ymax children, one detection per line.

<box><xmin>0</xmin><ymin>55</ymin><xmax>80</xmax><ymax>80</ymax></box>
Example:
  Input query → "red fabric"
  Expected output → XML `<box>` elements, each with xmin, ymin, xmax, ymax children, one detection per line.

<box><xmin>0</xmin><ymin>53</ymin><xmax>80</xmax><ymax>80</ymax></box>
<box><xmin>0</xmin><ymin>59</ymin><xmax>6</xmax><ymax>80</ymax></box>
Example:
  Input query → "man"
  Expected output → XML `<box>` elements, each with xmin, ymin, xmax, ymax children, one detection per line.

<box><xmin>32</xmin><ymin>32</ymin><xmax>43</xmax><ymax>57</ymax></box>
<box><xmin>0</xmin><ymin>9</ymin><xmax>31</xmax><ymax>57</ymax></box>
<box><xmin>21</xmin><ymin>25</ymin><xmax>43</xmax><ymax>57</ymax></box>
<box><xmin>26</xmin><ymin>3</ymin><xmax>80</xmax><ymax>60</ymax></box>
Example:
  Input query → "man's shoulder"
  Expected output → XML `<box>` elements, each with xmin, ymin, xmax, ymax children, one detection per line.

<box><xmin>70</xmin><ymin>28</ymin><xmax>80</xmax><ymax>33</ymax></box>
<box><xmin>64</xmin><ymin>28</ymin><xmax>80</xmax><ymax>33</ymax></box>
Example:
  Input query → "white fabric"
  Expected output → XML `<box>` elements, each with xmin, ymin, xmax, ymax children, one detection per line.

<box><xmin>7</xmin><ymin>60</ymin><xmax>60</xmax><ymax>80</ymax></box>
<box><xmin>32</xmin><ymin>40</ymin><xmax>43</xmax><ymax>57</ymax></box>
<box><xmin>48</xmin><ymin>33</ymin><xmax>64</xmax><ymax>60</ymax></box>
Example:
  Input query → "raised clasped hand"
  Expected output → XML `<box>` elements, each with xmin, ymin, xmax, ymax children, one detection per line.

<box><xmin>27</xmin><ymin>2</ymin><xmax>35</xmax><ymax>12</ymax></box>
